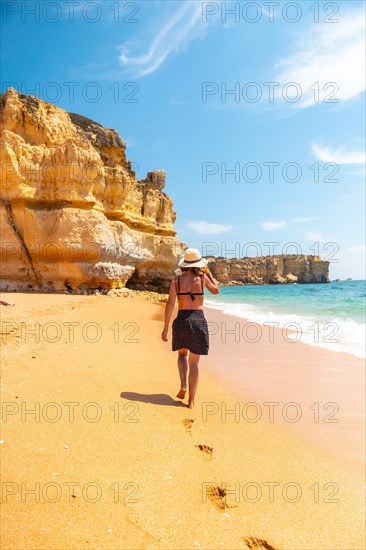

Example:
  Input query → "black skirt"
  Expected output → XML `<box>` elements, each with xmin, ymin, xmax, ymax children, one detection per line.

<box><xmin>172</xmin><ymin>309</ymin><xmax>209</xmax><ymax>355</ymax></box>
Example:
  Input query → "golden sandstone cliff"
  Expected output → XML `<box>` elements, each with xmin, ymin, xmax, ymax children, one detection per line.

<box><xmin>0</xmin><ymin>88</ymin><xmax>329</xmax><ymax>292</ymax></box>
<box><xmin>207</xmin><ymin>255</ymin><xmax>329</xmax><ymax>285</ymax></box>
<box><xmin>0</xmin><ymin>88</ymin><xmax>185</xmax><ymax>292</ymax></box>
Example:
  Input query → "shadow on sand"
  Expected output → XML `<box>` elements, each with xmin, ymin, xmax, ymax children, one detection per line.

<box><xmin>120</xmin><ymin>391</ymin><xmax>186</xmax><ymax>407</ymax></box>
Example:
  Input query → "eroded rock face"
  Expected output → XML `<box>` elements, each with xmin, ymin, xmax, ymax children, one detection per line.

<box><xmin>207</xmin><ymin>255</ymin><xmax>329</xmax><ymax>285</ymax></box>
<box><xmin>0</xmin><ymin>88</ymin><xmax>185</xmax><ymax>291</ymax></box>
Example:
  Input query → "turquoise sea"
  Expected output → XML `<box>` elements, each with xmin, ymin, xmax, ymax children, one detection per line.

<box><xmin>205</xmin><ymin>280</ymin><xmax>366</xmax><ymax>358</ymax></box>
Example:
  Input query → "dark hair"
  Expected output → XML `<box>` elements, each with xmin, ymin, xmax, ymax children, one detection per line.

<box><xmin>181</xmin><ymin>266</ymin><xmax>205</xmax><ymax>275</ymax></box>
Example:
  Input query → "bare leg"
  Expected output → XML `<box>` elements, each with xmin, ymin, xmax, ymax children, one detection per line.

<box><xmin>177</xmin><ymin>349</ymin><xmax>188</xmax><ymax>398</ymax></box>
<box><xmin>188</xmin><ymin>352</ymin><xmax>200</xmax><ymax>408</ymax></box>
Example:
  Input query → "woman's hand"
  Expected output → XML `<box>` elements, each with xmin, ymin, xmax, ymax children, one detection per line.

<box><xmin>0</xmin><ymin>299</ymin><xmax>15</xmax><ymax>306</ymax></box>
<box><xmin>203</xmin><ymin>265</ymin><xmax>212</xmax><ymax>277</ymax></box>
<box><xmin>161</xmin><ymin>327</ymin><xmax>168</xmax><ymax>342</ymax></box>
<box><xmin>204</xmin><ymin>267</ymin><xmax>214</xmax><ymax>280</ymax></box>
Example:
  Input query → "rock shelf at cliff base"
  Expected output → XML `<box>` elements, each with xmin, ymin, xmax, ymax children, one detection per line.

<box><xmin>1</xmin><ymin>88</ymin><xmax>329</xmax><ymax>293</ymax></box>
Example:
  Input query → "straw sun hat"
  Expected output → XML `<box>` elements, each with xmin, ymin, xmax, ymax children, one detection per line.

<box><xmin>178</xmin><ymin>248</ymin><xmax>208</xmax><ymax>268</ymax></box>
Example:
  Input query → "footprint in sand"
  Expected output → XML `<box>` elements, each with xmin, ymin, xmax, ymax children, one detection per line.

<box><xmin>182</xmin><ymin>418</ymin><xmax>195</xmax><ymax>430</ymax></box>
<box><xmin>205</xmin><ymin>484</ymin><xmax>238</xmax><ymax>511</ymax></box>
<box><xmin>181</xmin><ymin>419</ymin><xmax>213</xmax><ymax>461</ymax></box>
<box><xmin>195</xmin><ymin>443</ymin><xmax>213</xmax><ymax>460</ymax></box>
<box><xmin>242</xmin><ymin>536</ymin><xmax>276</xmax><ymax>550</ymax></box>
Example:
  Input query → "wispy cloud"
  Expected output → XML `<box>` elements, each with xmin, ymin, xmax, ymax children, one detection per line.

<box><xmin>303</xmin><ymin>231</ymin><xmax>328</xmax><ymax>243</ymax></box>
<box><xmin>262</xmin><ymin>218</ymin><xmax>322</xmax><ymax>231</ymax></box>
<box><xmin>274</xmin><ymin>6</ymin><xmax>365</xmax><ymax>108</ymax></box>
<box><xmin>119</xmin><ymin>2</ymin><xmax>206</xmax><ymax>77</ymax></box>
<box><xmin>186</xmin><ymin>220</ymin><xmax>233</xmax><ymax>235</ymax></box>
<box><xmin>291</xmin><ymin>217</ymin><xmax>318</xmax><ymax>223</ymax></box>
<box><xmin>311</xmin><ymin>142</ymin><xmax>366</xmax><ymax>164</ymax></box>
<box><xmin>261</xmin><ymin>221</ymin><xmax>287</xmax><ymax>231</ymax></box>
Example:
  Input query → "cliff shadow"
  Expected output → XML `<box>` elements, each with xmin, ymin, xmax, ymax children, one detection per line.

<box><xmin>120</xmin><ymin>391</ymin><xmax>186</xmax><ymax>407</ymax></box>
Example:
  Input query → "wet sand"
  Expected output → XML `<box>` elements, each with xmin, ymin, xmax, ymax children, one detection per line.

<box><xmin>203</xmin><ymin>306</ymin><xmax>365</xmax><ymax>466</ymax></box>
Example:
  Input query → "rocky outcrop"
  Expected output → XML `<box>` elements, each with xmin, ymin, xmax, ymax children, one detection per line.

<box><xmin>207</xmin><ymin>255</ymin><xmax>329</xmax><ymax>285</ymax></box>
<box><xmin>0</xmin><ymin>88</ymin><xmax>185</xmax><ymax>292</ymax></box>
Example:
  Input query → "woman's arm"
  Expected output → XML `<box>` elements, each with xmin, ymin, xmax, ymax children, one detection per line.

<box><xmin>203</xmin><ymin>269</ymin><xmax>220</xmax><ymax>294</ymax></box>
<box><xmin>161</xmin><ymin>278</ymin><xmax>177</xmax><ymax>341</ymax></box>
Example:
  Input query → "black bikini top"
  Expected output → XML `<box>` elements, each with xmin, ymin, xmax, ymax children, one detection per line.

<box><xmin>176</xmin><ymin>274</ymin><xmax>204</xmax><ymax>301</ymax></box>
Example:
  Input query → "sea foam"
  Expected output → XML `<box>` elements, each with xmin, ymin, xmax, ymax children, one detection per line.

<box><xmin>205</xmin><ymin>298</ymin><xmax>365</xmax><ymax>359</ymax></box>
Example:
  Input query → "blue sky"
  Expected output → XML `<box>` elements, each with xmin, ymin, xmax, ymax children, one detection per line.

<box><xmin>1</xmin><ymin>0</ymin><xmax>365</xmax><ymax>278</ymax></box>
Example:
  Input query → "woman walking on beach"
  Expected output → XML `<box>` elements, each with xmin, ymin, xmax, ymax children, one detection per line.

<box><xmin>161</xmin><ymin>248</ymin><xmax>220</xmax><ymax>409</ymax></box>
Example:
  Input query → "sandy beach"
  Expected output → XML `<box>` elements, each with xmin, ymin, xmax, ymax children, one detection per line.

<box><xmin>1</xmin><ymin>292</ymin><xmax>365</xmax><ymax>550</ymax></box>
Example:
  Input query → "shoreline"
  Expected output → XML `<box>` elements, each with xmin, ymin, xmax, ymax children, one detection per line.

<box><xmin>203</xmin><ymin>301</ymin><xmax>365</xmax><ymax>360</ymax></box>
<box><xmin>1</xmin><ymin>292</ymin><xmax>365</xmax><ymax>549</ymax></box>
<box><xmin>203</xmin><ymin>282</ymin><xmax>365</xmax><ymax>362</ymax></box>
<box><xmin>202</xmin><ymin>304</ymin><xmax>365</xmax><ymax>466</ymax></box>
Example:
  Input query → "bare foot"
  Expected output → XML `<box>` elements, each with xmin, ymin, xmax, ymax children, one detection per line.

<box><xmin>176</xmin><ymin>388</ymin><xmax>186</xmax><ymax>399</ymax></box>
<box><xmin>187</xmin><ymin>401</ymin><xmax>195</xmax><ymax>409</ymax></box>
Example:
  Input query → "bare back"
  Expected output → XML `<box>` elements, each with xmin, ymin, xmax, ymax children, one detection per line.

<box><xmin>174</xmin><ymin>272</ymin><xmax>215</xmax><ymax>310</ymax></box>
